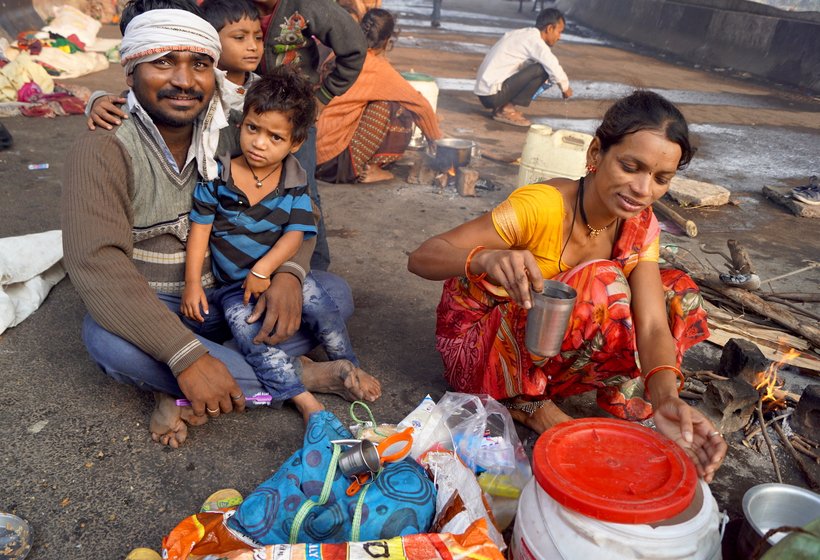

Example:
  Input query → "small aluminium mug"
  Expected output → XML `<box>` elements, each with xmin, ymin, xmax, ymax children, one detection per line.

<box><xmin>525</xmin><ymin>280</ymin><xmax>577</xmax><ymax>358</ymax></box>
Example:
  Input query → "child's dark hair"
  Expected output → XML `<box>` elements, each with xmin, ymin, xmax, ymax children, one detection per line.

<box><xmin>595</xmin><ymin>90</ymin><xmax>694</xmax><ymax>169</ymax></box>
<box><xmin>242</xmin><ymin>66</ymin><xmax>316</xmax><ymax>144</ymax></box>
<box><xmin>120</xmin><ymin>0</ymin><xmax>202</xmax><ymax>34</ymax></box>
<box><xmin>535</xmin><ymin>8</ymin><xmax>564</xmax><ymax>31</ymax></box>
<box><xmin>199</xmin><ymin>0</ymin><xmax>259</xmax><ymax>32</ymax></box>
<box><xmin>360</xmin><ymin>8</ymin><xmax>395</xmax><ymax>50</ymax></box>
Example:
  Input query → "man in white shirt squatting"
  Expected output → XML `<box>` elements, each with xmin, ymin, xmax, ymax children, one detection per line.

<box><xmin>474</xmin><ymin>8</ymin><xmax>573</xmax><ymax>127</ymax></box>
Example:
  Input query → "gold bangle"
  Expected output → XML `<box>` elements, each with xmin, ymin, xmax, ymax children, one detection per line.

<box><xmin>249</xmin><ymin>270</ymin><xmax>268</xmax><ymax>280</ymax></box>
<box><xmin>464</xmin><ymin>245</ymin><xmax>487</xmax><ymax>283</ymax></box>
<box><xmin>643</xmin><ymin>365</ymin><xmax>685</xmax><ymax>400</ymax></box>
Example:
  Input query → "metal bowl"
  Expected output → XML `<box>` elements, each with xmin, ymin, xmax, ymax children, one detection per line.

<box><xmin>737</xmin><ymin>483</ymin><xmax>820</xmax><ymax>556</ymax></box>
<box><xmin>0</xmin><ymin>513</ymin><xmax>31</xmax><ymax>560</ymax></box>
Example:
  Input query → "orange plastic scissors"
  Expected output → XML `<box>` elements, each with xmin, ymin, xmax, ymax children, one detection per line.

<box><xmin>345</xmin><ymin>426</ymin><xmax>414</xmax><ymax>496</ymax></box>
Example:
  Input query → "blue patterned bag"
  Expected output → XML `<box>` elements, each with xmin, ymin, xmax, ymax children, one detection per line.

<box><xmin>227</xmin><ymin>411</ymin><xmax>436</xmax><ymax>544</ymax></box>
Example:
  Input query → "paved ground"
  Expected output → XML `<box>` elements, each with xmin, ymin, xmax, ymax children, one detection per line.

<box><xmin>1</xmin><ymin>1</ymin><xmax>819</xmax><ymax>558</ymax></box>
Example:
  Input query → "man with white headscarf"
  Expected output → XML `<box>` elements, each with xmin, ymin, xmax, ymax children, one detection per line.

<box><xmin>62</xmin><ymin>3</ymin><xmax>325</xmax><ymax>448</ymax></box>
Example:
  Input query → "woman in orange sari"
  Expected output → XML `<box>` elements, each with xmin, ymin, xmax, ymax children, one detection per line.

<box><xmin>316</xmin><ymin>8</ymin><xmax>441</xmax><ymax>184</ymax></box>
<box><xmin>408</xmin><ymin>91</ymin><xmax>726</xmax><ymax>482</ymax></box>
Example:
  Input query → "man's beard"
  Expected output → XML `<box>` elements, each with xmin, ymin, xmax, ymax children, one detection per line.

<box><xmin>141</xmin><ymin>86</ymin><xmax>208</xmax><ymax>128</ymax></box>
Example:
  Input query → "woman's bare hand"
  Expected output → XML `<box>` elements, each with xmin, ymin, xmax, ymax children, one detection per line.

<box><xmin>653</xmin><ymin>395</ymin><xmax>727</xmax><ymax>482</ymax></box>
<box><xmin>472</xmin><ymin>248</ymin><xmax>543</xmax><ymax>308</ymax></box>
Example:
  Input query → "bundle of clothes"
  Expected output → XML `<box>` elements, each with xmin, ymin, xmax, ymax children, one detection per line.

<box><xmin>0</xmin><ymin>5</ymin><xmax>115</xmax><ymax>117</ymax></box>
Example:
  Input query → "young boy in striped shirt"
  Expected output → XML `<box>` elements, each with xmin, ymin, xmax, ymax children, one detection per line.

<box><xmin>181</xmin><ymin>66</ymin><xmax>376</xmax><ymax>423</ymax></box>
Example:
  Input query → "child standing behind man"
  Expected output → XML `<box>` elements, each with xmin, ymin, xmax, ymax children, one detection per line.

<box><xmin>182</xmin><ymin>67</ymin><xmax>379</xmax><ymax>424</ymax></box>
<box><xmin>200</xmin><ymin>0</ymin><xmax>263</xmax><ymax>112</ymax></box>
<box><xmin>251</xmin><ymin>0</ymin><xmax>367</xmax><ymax>272</ymax></box>
<box><xmin>474</xmin><ymin>8</ymin><xmax>573</xmax><ymax>127</ymax></box>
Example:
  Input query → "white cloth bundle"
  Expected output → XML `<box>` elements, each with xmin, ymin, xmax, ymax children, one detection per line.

<box><xmin>0</xmin><ymin>230</ymin><xmax>65</xmax><ymax>335</ymax></box>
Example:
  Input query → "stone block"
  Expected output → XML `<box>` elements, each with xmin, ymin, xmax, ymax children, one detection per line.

<box><xmin>791</xmin><ymin>384</ymin><xmax>820</xmax><ymax>441</ymax></box>
<box><xmin>669</xmin><ymin>176</ymin><xmax>731</xmax><ymax>207</ymax></box>
<box><xmin>702</xmin><ymin>378</ymin><xmax>759</xmax><ymax>435</ymax></box>
<box><xmin>763</xmin><ymin>185</ymin><xmax>820</xmax><ymax>219</ymax></box>
<box><xmin>456</xmin><ymin>168</ymin><xmax>479</xmax><ymax>197</ymax></box>
<box><xmin>717</xmin><ymin>338</ymin><xmax>770</xmax><ymax>386</ymax></box>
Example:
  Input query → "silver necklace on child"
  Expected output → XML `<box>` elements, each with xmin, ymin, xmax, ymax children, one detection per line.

<box><xmin>244</xmin><ymin>156</ymin><xmax>277</xmax><ymax>188</ymax></box>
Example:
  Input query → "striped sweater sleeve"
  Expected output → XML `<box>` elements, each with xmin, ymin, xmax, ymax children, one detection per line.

<box><xmin>62</xmin><ymin>132</ymin><xmax>207</xmax><ymax>375</ymax></box>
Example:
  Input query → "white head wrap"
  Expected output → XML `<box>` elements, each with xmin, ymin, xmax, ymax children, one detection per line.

<box><xmin>120</xmin><ymin>9</ymin><xmax>227</xmax><ymax>181</ymax></box>
<box><xmin>120</xmin><ymin>9</ymin><xmax>221</xmax><ymax>75</ymax></box>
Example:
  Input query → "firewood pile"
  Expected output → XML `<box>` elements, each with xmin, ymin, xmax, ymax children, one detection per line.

<box><xmin>662</xmin><ymin>241</ymin><xmax>820</xmax><ymax>491</ymax></box>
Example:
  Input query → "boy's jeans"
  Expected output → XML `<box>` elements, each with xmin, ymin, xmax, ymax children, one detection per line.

<box><xmin>220</xmin><ymin>273</ymin><xmax>361</xmax><ymax>401</ymax></box>
<box><xmin>82</xmin><ymin>271</ymin><xmax>353</xmax><ymax>402</ymax></box>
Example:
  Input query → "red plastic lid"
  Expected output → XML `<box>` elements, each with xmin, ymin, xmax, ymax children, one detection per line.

<box><xmin>533</xmin><ymin>418</ymin><xmax>697</xmax><ymax>524</ymax></box>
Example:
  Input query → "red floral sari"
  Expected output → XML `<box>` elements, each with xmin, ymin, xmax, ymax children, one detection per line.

<box><xmin>435</xmin><ymin>209</ymin><xmax>709</xmax><ymax>421</ymax></box>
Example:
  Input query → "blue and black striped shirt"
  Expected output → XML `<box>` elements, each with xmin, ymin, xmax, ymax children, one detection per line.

<box><xmin>190</xmin><ymin>153</ymin><xmax>317</xmax><ymax>284</ymax></box>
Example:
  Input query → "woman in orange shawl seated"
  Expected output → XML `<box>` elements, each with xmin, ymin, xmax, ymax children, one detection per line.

<box><xmin>316</xmin><ymin>8</ymin><xmax>441</xmax><ymax>184</ymax></box>
<box><xmin>408</xmin><ymin>91</ymin><xmax>726</xmax><ymax>483</ymax></box>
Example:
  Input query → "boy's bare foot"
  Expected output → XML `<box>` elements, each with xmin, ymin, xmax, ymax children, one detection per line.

<box><xmin>359</xmin><ymin>164</ymin><xmax>394</xmax><ymax>184</ymax></box>
<box><xmin>507</xmin><ymin>400</ymin><xmax>572</xmax><ymax>434</ymax></box>
<box><xmin>291</xmin><ymin>391</ymin><xmax>325</xmax><ymax>425</ymax></box>
<box><xmin>149</xmin><ymin>392</ymin><xmax>209</xmax><ymax>448</ymax></box>
<box><xmin>300</xmin><ymin>356</ymin><xmax>382</xmax><ymax>402</ymax></box>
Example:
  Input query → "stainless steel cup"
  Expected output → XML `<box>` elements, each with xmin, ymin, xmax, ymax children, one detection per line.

<box><xmin>525</xmin><ymin>280</ymin><xmax>577</xmax><ymax>357</ymax></box>
<box><xmin>337</xmin><ymin>439</ymin><xmax>381</xmax><ymax>478</ymax></box>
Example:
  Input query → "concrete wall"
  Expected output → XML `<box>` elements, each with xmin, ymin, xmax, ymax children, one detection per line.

<box><xmin>556</xmin><ymin>0</ymin><xmax>820</xmax><ymax>93</ymax></box>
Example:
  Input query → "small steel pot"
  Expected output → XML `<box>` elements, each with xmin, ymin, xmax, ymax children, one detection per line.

<box><xmin>431</xmin><ymin>138</ymin><xmax>475</xmax><ymax>169</ymax></box>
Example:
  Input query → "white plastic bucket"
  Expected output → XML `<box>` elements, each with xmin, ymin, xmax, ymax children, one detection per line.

<box><xmin>402</xmin><ymin>72</ymin><xmax>439</xmax><ymax>149</ymax></box>
<box><xmin>510</xmin><ymin>477</ymin><xmax>723</xmax><ymax>560</ymax></box>
<box><xmin>517</xmin><ymin>125</ymin><xmax>592</xmax><ymax>187</ymax></box>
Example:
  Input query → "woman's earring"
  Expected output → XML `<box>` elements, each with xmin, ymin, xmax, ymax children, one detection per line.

<box><xmin>586</xmin><ymin>164</ymin><xmax>597</xmax><ymax>174</ymax></box>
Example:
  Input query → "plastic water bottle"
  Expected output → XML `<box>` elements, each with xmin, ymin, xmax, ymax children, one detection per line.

<box><xmin>532</xmin><ymin>80</ymin><xmax>554</xmax><ymax>100</ymax></box>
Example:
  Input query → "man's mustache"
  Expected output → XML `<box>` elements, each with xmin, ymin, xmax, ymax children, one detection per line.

<box><xmin>157</xmin><ymin>88</ymin><xmax>204</xmax><ymax>101</ymax></box>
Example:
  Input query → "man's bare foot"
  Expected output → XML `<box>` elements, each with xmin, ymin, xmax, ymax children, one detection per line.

<box><xmin>359</xmin><ymin>164</ymin><xmax>394</xmax><ymax>184</ymax></box>
<box><xmin>149</xmin><ymin>392</ymin><xmax>208</xmax><ymax>448</ymax></box>
<box><xmin>508</xmin><ymin>400</ymin><xmax>572</xmax><ymax>434</ymax></box>
<box><xmin>291</xmin><ymin>391</ymin><xmax>325</xmax><ymax>425</ymax></box>
<box><xmin>300</xmin><ymin>356</ymin><xmax>382</xmax><ymax>402</ymax></box>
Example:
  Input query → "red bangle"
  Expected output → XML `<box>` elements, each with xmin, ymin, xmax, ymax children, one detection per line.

<box><xmin>643</xmin><ymin>365</ymin><xmax>685</xmax><ymax>400</ymax></box>
<box><xmin>464</xmin><ymin>245</ymin><xmax>487</xmax><ymax>283</ymax></box>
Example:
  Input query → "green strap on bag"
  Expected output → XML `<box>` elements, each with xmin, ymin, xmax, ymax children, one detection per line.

<box><xmin>288</xmin><ymin>423</ymin><xmax>375</xmax><ymax>544</ymax></box>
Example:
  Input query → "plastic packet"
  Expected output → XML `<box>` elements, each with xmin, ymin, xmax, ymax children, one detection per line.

<box><xmin>422</xmin><ymin>451</ymin><xmax>506</xmax><ymax>547</ymax></box>
<box><xmin>188</xmin><ymin>519</ymin><xmax>504</xmax><ymax>560</ymax></box>
<box><xmin>409</xmin><ymin>392</ymin><xmax>532</xmax><ymax>525</ymax></box>
<box><xmin>397</xmin><ymin>394</ymin><xmax>436</xmax><ymax>434</ymax></box>
<box><xmin>349</xmin><ymin>421</ymin><xmax>399</xmax><ymax>443</ymax></box>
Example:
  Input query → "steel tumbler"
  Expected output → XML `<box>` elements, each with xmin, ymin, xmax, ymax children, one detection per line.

<box><xmin>336</xmin><ymin>439</ymin><xmax>381</xmax><ymax>478</ymax></box>
<box><xmin>525</xmin><ymin>280</ymin><xmax>577</xmax><ymax>357</ymax></box>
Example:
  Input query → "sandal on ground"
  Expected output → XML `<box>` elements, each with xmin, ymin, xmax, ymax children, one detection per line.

<box><xmin>492</xmin><ymin>109</ymin><xmax>531</xmax><ymax>128</ymax></box>
<box><xmin>792</xmin><ymin>176</ymin><xmax>819</xmax><ymax>205</ymax></box>
<box><xmin>200</xmin><ymin>488</ymin><xmax>244</xmax><ymax>512</ymax></box>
